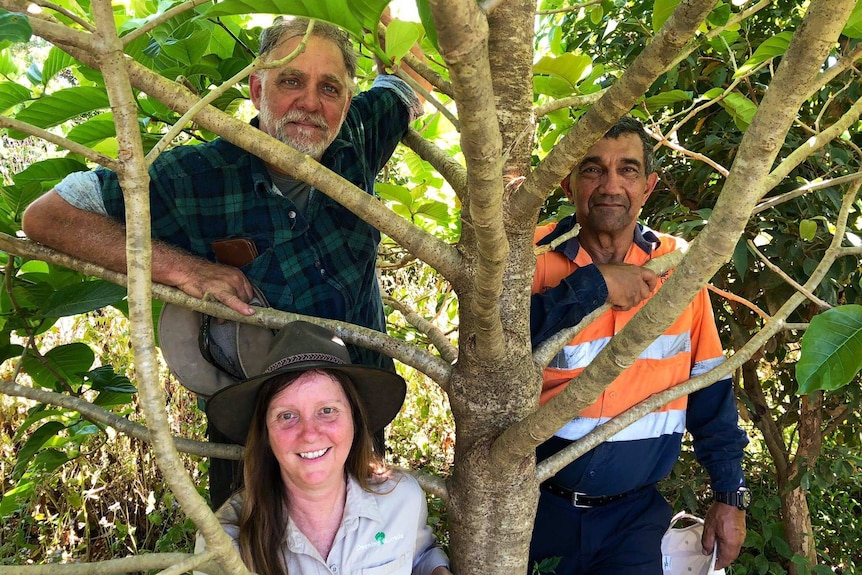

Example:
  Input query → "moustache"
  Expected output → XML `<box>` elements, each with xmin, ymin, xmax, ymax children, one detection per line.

<box><xmin>277</xmin><ymin>111</ymin><xmax>328</xmax><ymax>130</ymax></box>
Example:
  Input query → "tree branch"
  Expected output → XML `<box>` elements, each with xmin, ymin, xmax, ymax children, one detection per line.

<box><xmin>402</xmin><ymin>127</ymin><xmax>468</xmax><ymax>200</ymax></box>
<box><xmin>384</xmin><ymin>296</ymin><xmax>459</xmax><ymax>364</ymax></box>
<box><xmin>0</xmin><ymin>378</ymin><xmax>243</xmax><ymax>459</ymax></box>
<box><xmin>0</xmin><ymin>553</ymin><xmax>217</xmax><ymax>575</ymax></box>
<box><xmin>90</xmin><ymin>3</ymin><xmax>252</xmax><ymax>573</ymax></box>
<box><xmin>534</xmin><ymin>89</ymin><xmax>606</xmax><ymax>118</ymax></box>
<box><xmin>0</xmin><ymin>234</ymin><xmax>455</xmax><ymax>386</ymax></box>
<box><xmin>428</xmin><ymin>0</ymin><xmax>508</xmax><ymax>362</ymax></box>
<box><xmin>0</xmin><ymin>116</ymin><xmax>120</xmax><ymax>172</ymax></box>
<box><xmin>121</xmin><ymin>0</ymin><xmax>213</xmax><ymax>46</ymax></box>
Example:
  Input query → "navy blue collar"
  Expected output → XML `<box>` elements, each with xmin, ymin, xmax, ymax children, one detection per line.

<box><xmin>536</xmin><ymin>215</ymin><xmax>661</xmax><ymax>261</ymax></box>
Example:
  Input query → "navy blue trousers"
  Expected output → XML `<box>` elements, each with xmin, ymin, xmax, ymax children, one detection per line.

<box><xmin>529</xmin><ymin>485</ymin><xmax>672</xmax><ymax>575</ymax></box>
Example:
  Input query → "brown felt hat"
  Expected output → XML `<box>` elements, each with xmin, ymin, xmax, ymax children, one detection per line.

<box><xmin>157</xmin><ymin>287</ymin><xmax>276</xmax><ymax>398</ymax></box>
<box><xmin>205</xmin><ymin>321</ymin><xmax>406</xmax><ymax>445</ymax></box>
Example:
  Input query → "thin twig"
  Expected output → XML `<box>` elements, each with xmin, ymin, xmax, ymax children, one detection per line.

<box><xmin>395</xmin><ymin>67</ymin><xmax>461</xmax><ymax>130</ymax></box>
<box><xmin>754</xmin><ymin>171</ymin><xmax>862</xmax><ymax>214</ymax></box>
<box><xmin>122</xmin><ymin>0</ymin><xmax>213</xmax><ymax>46</ymax></box>
<box><xmin>706</xmin><ymin>284</ymin><xmax>770</xmax><ymax>320</ymax></box>
<box><xmin>31</xmin><ymin>0</ymin><xmax>94</xmax><ymax>31</ymax></box>
<box><xmin>0</xmin><ymin>116</ymin><xmax>120</xmax><ymax>172</ymax></box>
<box><xmin>747</xmin><ymin>240</ymin><xmax>832</xmax><ymax>310</ymax></box>
<box><xmin>383</xmin><ymin>295</ymin><xmax>458</xmax><ymax>364</ymax></box>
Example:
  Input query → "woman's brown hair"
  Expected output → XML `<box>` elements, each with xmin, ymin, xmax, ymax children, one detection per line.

<box><xmin>236</xmin><ymin>369</ymin><xmax>382</xmax><ymax>575</ymax></box>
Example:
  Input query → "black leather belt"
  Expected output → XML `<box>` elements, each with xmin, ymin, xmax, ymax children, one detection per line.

<box><xmin>541</xmin><ymin>481</ymin><xmax>634</xmax><ymax>508</ymax></box>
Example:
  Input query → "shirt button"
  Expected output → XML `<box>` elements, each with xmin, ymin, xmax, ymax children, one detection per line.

<box><xmin>589</xmin><ymin>470</ymin><xmax>596</xmax><ymax>477</ymax></box>
<box><xmin>329</xmin><ymin>565</ymin><xmax>338</xmax><ymax>574</ymax></box>
<box><xmin>288</xmin><ymin>210</ymin><xmax>297</xmax><ymax>219</ymax></box>
<box><xmin>320</xmin><ymin>268</ymin><xmax>327</xmax><ymax>277</ymax></box>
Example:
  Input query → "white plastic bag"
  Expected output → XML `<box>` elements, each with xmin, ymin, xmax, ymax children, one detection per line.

<box><xmin>661</xmin><ymin>512</ymin><xmax>726</xmax><ymax>575</ymax></box>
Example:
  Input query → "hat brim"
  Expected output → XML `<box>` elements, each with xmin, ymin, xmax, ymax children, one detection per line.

<box><xmin>206</xmin><ymin>363</ymin><xmax>407</xmax><ymax>445</ymax></box>
<box><xmin>158</xmin><ymin>303</ymin><xmax>275</xmax><ymax>397</ymax></box>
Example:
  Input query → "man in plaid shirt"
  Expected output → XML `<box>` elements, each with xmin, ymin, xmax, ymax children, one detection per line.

<box><xmin>22</xmin><ymin>17</ymin><xmax>422</xmax><ymax>507</ymax></box>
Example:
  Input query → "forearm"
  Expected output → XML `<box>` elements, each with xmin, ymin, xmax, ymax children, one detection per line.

<box><xmin>22</xmin><ymin>190</ymin><xmax>200</xmax><ymax>287</ymax></box>
<box><xmin>530</xmin><ymin>264</ymin><xmax>608</xmax><ymax>347</ymax></box>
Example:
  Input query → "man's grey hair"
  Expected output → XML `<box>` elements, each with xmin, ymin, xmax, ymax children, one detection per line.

<box><xmin>604</xmin><ymin>116</ymin><xmax>658</xmax><ymax>175</ymax></box>
<box><xmin>258</xmin><ymin>16</ymin><xmax>358</xmax><ymax>80</ymax></box>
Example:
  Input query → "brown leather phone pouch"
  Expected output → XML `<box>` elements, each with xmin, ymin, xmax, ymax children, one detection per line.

<box><xmin>211</xmin><ymin>237</ymin><xmax>259</xmax><ymax>267</ymax></box>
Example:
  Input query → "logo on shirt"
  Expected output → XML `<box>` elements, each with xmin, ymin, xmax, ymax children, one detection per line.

<box><xmin>355</xmin><ymin>532</ymin><xmax>405</xmax><ymax>552</ymax></box>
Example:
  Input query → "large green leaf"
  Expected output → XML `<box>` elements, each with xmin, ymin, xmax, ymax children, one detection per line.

<box><xmin>385</xmin><ymin>20</ymin><xmax>422</xmax><ymax>66</ymax></box>
<box><xmin>42</xmin><ymin>47</ymin><xmax>76</xmax><ymax>86</ymax></box>
<box><xmin>734</xmin><ymin>31</ymin><xmax>793</xmax><ymax>78</ymax></box>
<box><xmin>12</xmin><ymin>421</ymin><xmax>66</xmax><ymax>480</ymax></box>
<box><xmin>11</xmin><ymin>86</ymin><xmax>110</xmax><ymax>136</ymax></box>
<box><xmin>652</xmin><ymin>0</ymin><xmax>681</xmax><ymax>33</ymax></box>
<box><xmin>160</xmin><ymin>29</ymin><xmax>211</xmax><ymax>66</ymax></box>
<box><xmin>842</xmin><ymin>0</ymin><xmax>862</xmax><ymax>38</ymax></box>
<box><xmin>415</xmin><ymin>0</ymin><xmax>439</xmax><ymax>52</ymax></box>
<box><xmin>797</xmin><ymin>305</ymin><xmax>862</xmax><ymax>394</ymax></box>
<box><xmin>12</xmin><ymin>158</ymin><xmax>88</xmax><ymax>187</ymax></box>
<box><xmin>205</xmin><ymin>0</ymin><xmax>391</xmax><ymax>38</ymax></box>
<box><xmin>40</xmin><ymin>280</ymin><xmax>127</xmax><ymax>317</ymax></box>
<box><xmin>533</xmin><ymin>53</ymin><xmax>591</xmax><ymax>90</ymax></box>
<box><xmin>0</xmin><ymin>81</ymin><xmax>31</xmax><ymax>113</ymax></box>
<box><xmin>716</xmin><ymin>92</ymin><xmax>757</xmax><ymax>131</ymax></box>
<box><xmin>66</xmin><ymin>113</ymin><xmax>116</xmax><ymax>146</ymax></box>
<box><xmin>0</xmin><ymin>181</ymin><xmax>43</xmax><ymax>220</ymax></box>
<box><xmin>0</xmin><ymin>480</ymin><xmax>35</xmax><ymax>516</ymax></box>
<box><xmin>642</xmin><ymin>90</ymin><xmax>692</xmax><ymax>112</ymax></box>
<box><xmin>0</xmin><ymin>9</ymin><xmax>32</xmax><ymax>43</ymax></box>
<box><xmin>21</xmin><ymin>342</ymin><xmax>95</xmax><ymax>390</ymax></box>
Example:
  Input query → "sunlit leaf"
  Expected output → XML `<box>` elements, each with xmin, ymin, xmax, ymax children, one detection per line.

<box><xmin>842</xmin><ymin>0</ymin><xmax>862</xmax><ymax>38</ymax></box>
<box><xmin>533</xmin><ymin>53</ymin><xmax>591</xmax><ymax>90</ymax></box>
<box><xmin>642</xmin><ymin>90</ymin><xmax>692</xmax><ymax>112</ymax></box>
<box><xmin>385</xmin><ymin>20</ymin><xmax>422</xmax><ymax>66</ymax></box>
<box><xmin>716</xmin><ymin>92</ymin><xmax>757</xmax><ymax>130</ymax></box>
<box><xmin>797</xmin><ymin>305</ymin><xmax>862</xmax><ymax>394</ymax></box>
<box><xmin>799</xmin><ymin>219</ymin><xmax>817</xmax><ymax>241</ymax></box>
<box><xmin>0</xmin><ymin>480</ymin><xmax>35</xmax><ymax>515</ymax></box>
<box><xmin>652</xmin><ymin>0</ymin><xmax>681</xmax><ymax>33</ymax></box>
<box><xmin>734</xmin><ymin>31</ymin><xmax>793</xmax><ymax>78</ymax></box>
<box><xmin>42</xmin><ymin>47</ymin><xmax>76</xmax><ymax>86</ymax></box>
<box><xmin>416</xmin><ymin>0</ymin><xmax>438</xmax><ymax>52</ymax></box>
<box><xmin>10</xmin><ymin>87</ymin><xmax>110</xmax><ymax>138</ymax></box>
<box><xmin>377</xmin><ymin>182</ymin><xmax>414</xmax><ymax>209</ymax></box>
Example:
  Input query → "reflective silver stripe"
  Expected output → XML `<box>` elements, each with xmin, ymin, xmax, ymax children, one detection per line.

<box><xmin>556</xmin><ymin>409</ymin><xmax>686</xmax><ymax>442</ymax></box>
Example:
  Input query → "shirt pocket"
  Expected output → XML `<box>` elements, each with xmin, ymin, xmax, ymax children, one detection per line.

<box><xmin>360</xmin><ymin>552</ymin><xmax>411</xmax><ymax>575</ymax></box>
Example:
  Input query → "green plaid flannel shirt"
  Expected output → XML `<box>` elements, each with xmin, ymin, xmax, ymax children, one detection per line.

<box><xmin>96</xmin><ymin>82</ymin><xmax>412</xmax><ymax>368</ymax></box>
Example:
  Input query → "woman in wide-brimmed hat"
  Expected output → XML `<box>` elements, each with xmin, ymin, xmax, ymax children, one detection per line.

<box><xmin>196</xmin><ymin>321</ymin><xmax>452</xmax><ymax>575</ymax></box>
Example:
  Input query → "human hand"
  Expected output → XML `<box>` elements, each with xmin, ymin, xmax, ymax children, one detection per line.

<box><xmin>702</xmin><ymin>501</ymin><xmax>746</xmax><ymax>570</ymax></box>
<box><xmin>595</xmin><ymin>263</ymin><xmax>658</xmax><ymax>311</ymax></box>
<box><xmin>170</xmin><ymin>259</ymin><xmax>256</xmax><ymax>316</ymax></box>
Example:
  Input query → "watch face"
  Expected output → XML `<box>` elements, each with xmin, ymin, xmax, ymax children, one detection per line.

<box><xmin>739</xmin><ymin>487</ymin><xmax>751</xmax><ymax>510</ymax></box>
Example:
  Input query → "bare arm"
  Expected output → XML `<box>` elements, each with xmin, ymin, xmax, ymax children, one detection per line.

<box><xmin>22</xmin><ymin>190</ymin><xmax>256</xmax><ymax>315</ymax></box>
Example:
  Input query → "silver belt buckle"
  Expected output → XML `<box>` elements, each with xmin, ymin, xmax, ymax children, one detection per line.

<box><xmin>571</xmin><ymin>491</ymin><xmax>592</xmax><ymax>509</ymax></box>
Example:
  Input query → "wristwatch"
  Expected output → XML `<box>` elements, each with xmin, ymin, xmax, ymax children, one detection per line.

<box><xmin>713</xmin><ymin>487</ymin><xmax>751</xmax><ymax>510</ymax></box>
